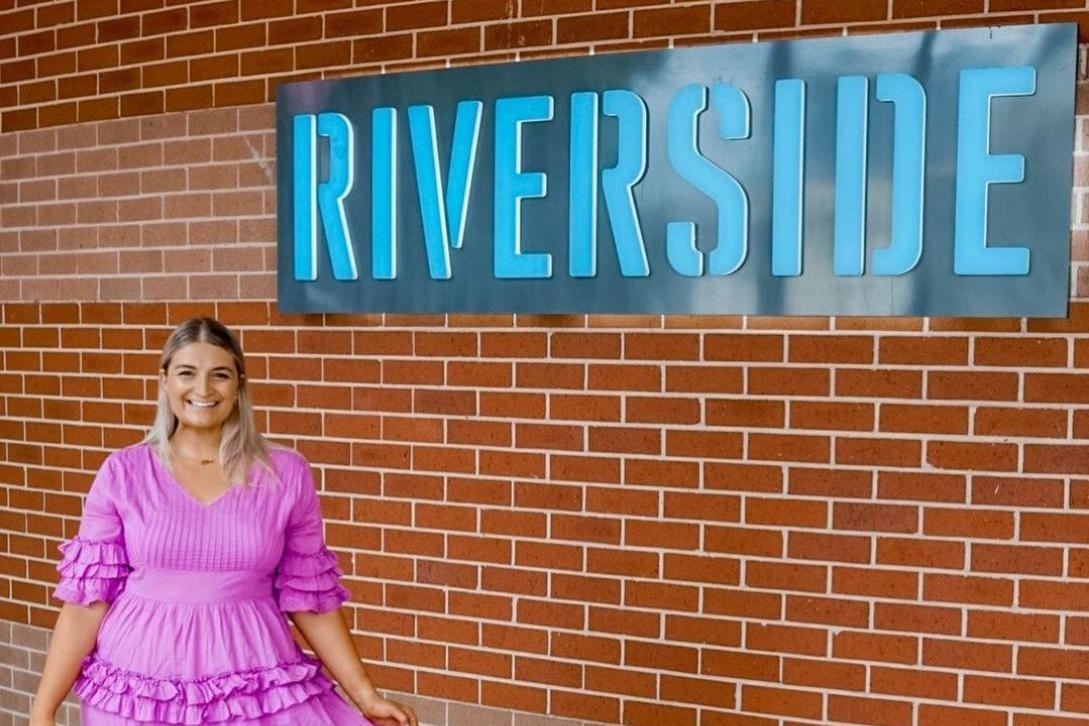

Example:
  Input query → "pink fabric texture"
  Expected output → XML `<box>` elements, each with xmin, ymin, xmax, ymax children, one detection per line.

<box><xmin>53</xmin><ymin>442</ymin><xmax>375</xmax><ymax>725</ymax></box>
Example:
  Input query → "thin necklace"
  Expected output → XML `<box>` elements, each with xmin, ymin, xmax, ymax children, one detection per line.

<box><xmin>171</xmin><ymin>445</ymin><xmax>219</xmax><ymax>466</ymax></box>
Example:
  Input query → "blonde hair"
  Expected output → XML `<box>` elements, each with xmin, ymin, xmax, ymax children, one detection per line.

<box><xmin>140</xmin><ymin>316</ymin><xmax>287</xmax><ymax>489</ymax></box>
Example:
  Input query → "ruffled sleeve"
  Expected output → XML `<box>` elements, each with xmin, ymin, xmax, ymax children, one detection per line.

<box><xmin>273</xmin><ymin>454</ymin><xmax>350</xmax><ymax>613</ymax></box>
<box><xmin>53</xmin><ymin>453</ymin><xmax>132</xmax><ymax>607</ymax></box>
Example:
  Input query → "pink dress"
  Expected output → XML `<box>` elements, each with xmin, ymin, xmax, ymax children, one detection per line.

<box><xmin>52</xmin><ymin>442</ymin><xmax>376</xmax><ymax>725</ymax></box>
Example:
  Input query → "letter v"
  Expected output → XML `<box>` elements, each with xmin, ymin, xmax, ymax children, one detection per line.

<box><xmin>408</xmin><ymin>101</ymin><xmax>484</xmax><ymax>279</ymax></box>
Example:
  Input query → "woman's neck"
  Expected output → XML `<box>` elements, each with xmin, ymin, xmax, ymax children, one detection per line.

<box><xmin>169</xmin><ymin>427</ymin><xmax>223</xmax><ymax>457</ymax></box>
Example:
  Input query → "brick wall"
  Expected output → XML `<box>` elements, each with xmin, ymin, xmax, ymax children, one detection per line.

<box><xmin>3</xmin><ymin>1</ymin><xmax>1089</xmax><ymax>725</ymax></box>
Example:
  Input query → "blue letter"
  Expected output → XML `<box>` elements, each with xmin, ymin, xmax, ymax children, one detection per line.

<box><xmin>874</xmin><ymin>73</ymin><xmax>926</xmax><ymax>276</ymax></box>
<box><xmin>569</xmin><ymin>91</ymin><xmax>598</xmax><ymax>278</ymax></box>
<box><xmin>772</xmin><ymin>79</ymin><xmax>806</xmax><ymax>276</ymax></box>
<box><xmin>666</xmin><ymin>83</ymin><xmax>751</xmax><ymax>277</ymax></box>
<box><xmin>293</xmin><ymin>114</ymin><xmax>317</xmax><ymax>280</ymax></box>
<box><xmin>601</xmin><ymin>89</ymin><xmax>650</xmax><ymax>277</ymax></box>
<box><xmin>317</xmin><ymin>112</ymin><xmax>357</xmax><ymax>280</ymax></box>
<box><xmin>954</xmin><ymin>66</ymin><xmax>1035</xmax><ymax>276</ymax></box>
<box><xmin>494</xmin><ymin>95</ymin><xmax>553</xmax><ymax>279</ymax></box>
<box><xmin>833</xmin><ymin>76</ymin><xmax>868</xmax><ymax>276</ymax></box>
<box><xmin>294</xmin><ymin>113</ymin><xmax>358</xmax><ymax>281</ymax></box>
<box><xmin>408</xmin><ymin>105</ymin><xmax>452</xmax><ymax>279</ymax></box>
<box><xmin>408</xmin><ymin>101</ymin><xmax>483</xmax><ymax>280</ymax></box>
<box><xmin>446</xmin><ymin>101</ymin><xmax>483</xmax><ymax>251</ymax></box>
<box><xmin>372</xmin><ymin>107</ymin><xmax>397</xmax><ymax>279</ymax></box>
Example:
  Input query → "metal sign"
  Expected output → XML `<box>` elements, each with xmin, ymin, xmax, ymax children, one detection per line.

<box><xmin>276</xmin><ymin>23</ymin><xmax>1076</xmax><ymax>316</ymax></box>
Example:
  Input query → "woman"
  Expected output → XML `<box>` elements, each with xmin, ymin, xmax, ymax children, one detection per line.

<box><xmin>31</xmin><ymin>317</ymin><xmax>419</xmax><ymax>726</ymax></box>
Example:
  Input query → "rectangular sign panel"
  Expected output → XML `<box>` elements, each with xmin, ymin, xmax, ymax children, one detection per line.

<box><xmin>276</xmin><ymin>23</ymin><xmax>1076</xmax><ymax>316</ymax></box>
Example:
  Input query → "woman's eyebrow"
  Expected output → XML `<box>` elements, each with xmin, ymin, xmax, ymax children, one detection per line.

<box><xmin>174</xmin><ymin>364</ymin><xmax>234</xmax><ymax>372</ymax></box>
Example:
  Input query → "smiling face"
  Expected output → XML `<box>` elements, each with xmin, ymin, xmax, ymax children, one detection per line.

<box><xmin>159</xmin><ymin>341</ymin><xmax>242</xmax><ymax>436</ymax></box>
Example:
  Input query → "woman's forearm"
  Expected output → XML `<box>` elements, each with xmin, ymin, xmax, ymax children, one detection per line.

<box><xmin>288</xmin><ymin>608</ymin><xmax>380</xmax><ymax>708</ymax></box>
<box><xmin>31</xmin><ymin>602</ymin><xmax>107</xmax><ymax>718</ymax></box>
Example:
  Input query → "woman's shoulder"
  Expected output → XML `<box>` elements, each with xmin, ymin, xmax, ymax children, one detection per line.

<box><xmin>104</xmin><ymin>442</ymin><xmax>150</xmax><ymax>473</ymax></box>
<box><xmin>263</xmin><ymin>443</ymin><xmax>310</xmax><ymax>480</ymax></box>
<box><xmin>86</xmin><ymin>443</ymin><xmax>152</xmax><ymax>501</ymax></box>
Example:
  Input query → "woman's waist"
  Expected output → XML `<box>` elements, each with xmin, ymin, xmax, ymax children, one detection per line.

<box><xmin>123</xmin><ymin>567</ymin><xmax>274</xmax><ymax>603</ymax></box>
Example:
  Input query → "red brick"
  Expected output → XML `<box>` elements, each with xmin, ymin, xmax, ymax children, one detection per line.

<box><xmin>836</xmin><ymin>368</ymin><xmax>921</xmax><ymax>398</ymax></box>
<box><xmin>714</xmin><ymin>0</ymin><xmax>796</xmax><ymax>31</ymax></box>
<box><xmin>782</xmin><ymin>656</ymin><xmax>865</xmax><ymax>691</ymax></box>
<box><xmin>749</xmin><ymin>367</ymin><xmax>829</xmax><ymax>396</ymax></box>
<box><xmin>485</xmin><ymin>19</ymin><xmax>554</xmax><ymax>50</ymax></box>
<box><xmin>1024</xmin><ymin>444</ymin><xmax>1089</xmax><ymax>475</ymax></box>
<box><xmin>877</xmin><ymin>471</ymin><xmax>964</xmax><ymax>503</ymax></box>
<box><xmin>973</xmin><ymin>544</ymin><xmax>1063</xmax><ymax>576</ymax></box>
<box><xmin>923</xmin><ymin>508</ymin><xmax>1013</xmax><ymax>540</ymax></box>
<box><xmin>786</xmin><ymin>595</ymin><xmax>869</xmax><ymax>628</ymax></box>
<box><xmin>873</xmin><ymin>666</ymin><xmax>957</xmax><ymax>703</ymax></box>
<box><xmin>216</xmin><ymin>23</ymin><xmax>267</xmax><ymax>52</ymax></box>
<box><xmin>1062</xmin><ymin>681</ymin><xmax>1089</xmax><ymax>713</ymax></box>
<box><xmin>927</xmin><ymin>441</ymin><xmax>1017</xmax><ymax>471</ymax></box>
<box><xmin>240</xmin><ymin>0</ymin><xmax>292</xmax><ymax>20</ymax></box>
<box><xmin>975</xmin><ymin>406</ymin><xmax>1067</xmax><ymax>438</ymax></box>
<box><xmin>836</xmin><ymin>437</ymin><xmax>920</xmax><ymax>467</ymax></box>
<box><xmin>832</xmin><ymin>631</ymin><xmax>917</xmax><ymax>664</ymax></box>
<box><xmin>923</xmin><ymin>637</ymin><xmax>1011</xmax><ymax>673</ymax></box>
<box><xmin>789</xmin><ymin>335</ymin><xmax>873</xmax><ymax>364</ymax></box>
<box><xmin>788</xmin><ymin>467</ymin><xmax>871</xmax><ymax>499</ymax></box>
<box><xmin>633</xmin><ymin>5</ymin><xmax>710</xmax><ymax>37</ymax></box>
<box><xmin>741</xmin><ymin>684</ymin><xmax>822</xmax><ymax>719</ymax></box>
<box><xmin>705</xmin><ymin>333</ymin><xmax>782</xmax><ymax>361</ymax></box>
<box><xmin>879</xmin><ymin>336</ymin><xmax>968</xmax><ymax>365</ymax></box>
<box><xmin>166</xmin><ymin>30</ymin><xmax>213</xmax><ymax>58</ymax></box>
<box><xmin>706</xmin><ymin>399</ymin><xmax>784</xmax><ymax>428</ymax></box>
<box><xmin>556</xmin><ymin>11</ymin><xmax>630</xmax><ymax>43</ymax></box>
<box><xmin>241</xmin><ymin>48</ymin><xmax>292</xmax><ymax>76</ymax></box>
<box><xmin>875</xmin><ymin>602</ymin><xmax>961</xmax><ymax>635</ymax></box>
<box><xmin>928</xmin><ymin>371</ymin><xmax>1018</xmax><ymax>401</ymax></box>
<box><xmin>790</xmin><ymin>401</ymin><xmax>873</xmax><ymax>431</ymax></box>
<box><xmin>968</xmin><ymin>610</ymin><xmax>1059</xmax><ymax>643</ymax></box>
<box><xmin>788</xmin><ymin>531</ymin><xmax>870</xmax><ymax>564</ymax></box>
<box><xmin>588</xmin><ymin>425</ymin><xmax>659</xmax><ymax>455</ymax></box>
<box><xmin>1026</xmin><ymin>373</ymin><xmax>1089</xmax><ymax>403</ymax></box>
<box><xmin>975</xmin><ymin>336</ymin><xmax>1068</xmax><ymax>367</ymax></box>
<box><xmin>418</xmin><ymin>27</ymin><xmax>481</xmax><ymax>57</ymax></box>
<box><xmin>877</xmin><ymin>537</ymin><xmax>963</xmax><ymax>569</ymax></box>
<box><xmin>802</xmin><ymin>0</ymin><xmax>891</xmax><ymax>23</ymax></box>
<box><xmin>746</xmin><ymin>622</ymin><xmax>828</xmax><ymax>657</ymax></box>
<box><xmin>747</xmin><ymin>561</ymin><xmax>826</xmax><ymax>593</ymax></box>
<box><xmin>296</xmin><ymin>41</ymin><xmax>351</xmax><ymax>70</ymax></box>
<box><xmin>705</xmin><ymin>462</ymin><xmax>782</xmax><ymax>493</ymax></box>
<box><xmin>452</xmin><ymin>0</ymin><xmax>515</xmax><ymax>22</ymax></box>
<box><xmin>1019</xmin><ymin>583</ymin><xmax>1089</xmax><ymax>609</ymax></box>
<box><xmin>925</xmin><ymin>574</ymin><xmax>1013</xmax><ymax>607</ymax></box>
<box><xmin>879</xmin><ymin>400</ymin><xmax>967</xmax><ymax>435</ymax></box>
<box><xmin>666</xmin><ymin>431</ymin><xmax>744</xmax><ymax>459</ymax></box>
<box><xmin>972</xmin><ymin>476</ymin><xmax>1064</xmax><ymax>508</ymax></box>
<box><xmin>631</xmin><ymin>459</ymin><xmax>696</xmax><ymax>487</ymax></box>
<box><xmin>892</xmin><ymin>0</ymin><xmax>983</xmax><ymax>17</ymax></box>
<box><xmin>625</xmin><ymin>333</ymin><xmax>699</xmax><ymax>360</ymax></box>
<box><xmin>833</xmin><ymin>502</ymin><xmax>916</xmax><ymax>533</ymax></box>
<box><xmin>1021</xmin><ymin>512</ymin><xmax>1089</xmax><ymax>545</ymax></box>
<box><xmin>551</xmin><ymin>332</ymin><xmax>620</xmax><ymax>359</ymax></box>
<box><xmin>353</xmin><ymin>34</ymin><xmax>414</xmax><ymax>64</ymax></box>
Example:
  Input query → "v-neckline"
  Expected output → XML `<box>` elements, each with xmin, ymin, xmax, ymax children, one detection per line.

<box><xmin>149</xmin><ymin>445</ymin><xmax>236</xmax><ymax>510</ymax></box>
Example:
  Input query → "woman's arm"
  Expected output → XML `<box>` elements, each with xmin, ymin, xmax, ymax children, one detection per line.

<box><xmin>288</xmin><ymin>607</ymin><xmax>380</xmax><ymax>708</ymax></box>
<box><xmin>289</xmin><ymin>607</ymin><xmax>418</xmax><ymax>725</ymax></box>
<box><xmin>30</xmin><ymin>601</ymin><xmax>108</xmax><ymax>722</ymax></box>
